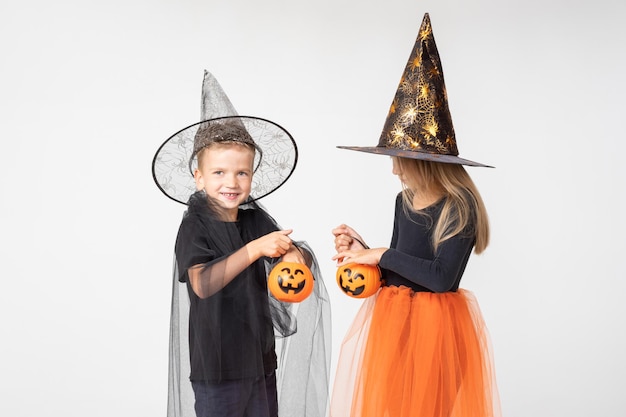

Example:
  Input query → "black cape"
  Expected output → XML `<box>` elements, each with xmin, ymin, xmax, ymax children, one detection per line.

<box><xmin>167</xmin><ymin>192</ymin><xmax>331</xmax><ymax>417</ymax></box>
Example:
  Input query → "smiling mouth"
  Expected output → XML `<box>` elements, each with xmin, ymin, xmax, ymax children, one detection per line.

<box><xmin>339</xmin><ymin>276</ymin><xmax>365</xmax><ymax>296</ymax></box>
<box><xmin>277</xmin><ymin>277</ymin><xmax>306</xmax><ymax>294</ymax></box>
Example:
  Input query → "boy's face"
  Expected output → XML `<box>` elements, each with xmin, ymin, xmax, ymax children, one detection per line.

<box><xmin>194</xmin><ymin>143</ymin><xmax>255</xmax><ymax>220</ymax></box>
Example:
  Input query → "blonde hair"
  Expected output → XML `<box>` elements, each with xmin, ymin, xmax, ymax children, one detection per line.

<box><xmin>191</xmin><ymin>120</ymin><xmax>259</xmax><ymax>173</ymax></box>
<box><xmin>196</xmin><ymin>140</ymin><xmax>255</xmax><ymax>168</ymax></box>
<box><xmin>393</xmin><ymin>157</ymin><xmax>490</xmax><ymax>254</ymax></box>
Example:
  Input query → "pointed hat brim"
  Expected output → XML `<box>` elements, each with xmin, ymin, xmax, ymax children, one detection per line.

<box><xmin>336</xmin><ymin>145</ymin><xmax>493</xmax><ymax>168</ymax></box>
<box><xmin>153</xmin><ymin>116</ymin><xmax>298</xmax><ymax>205</ymax></box>
<box><xmin>338</xmin><ymin>13</ymin><xmax>493</xmax><ymax>168</ymax></box>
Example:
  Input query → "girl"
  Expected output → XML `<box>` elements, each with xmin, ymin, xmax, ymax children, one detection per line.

<box><xmin>331</xmin><ymin>158</ymin><xmax>499</xmax><ymax>417</ymax></box>
<box><xmin>330</xmin><ymin>13</ymin><xmax>500</xmax><ymax>417</ymax></box>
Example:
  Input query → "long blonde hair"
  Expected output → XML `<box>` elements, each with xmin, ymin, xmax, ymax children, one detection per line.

<box><xmin>393</xmin><ymin>157</ymin><xmax>489</xmax><ymax>254</ymax></box>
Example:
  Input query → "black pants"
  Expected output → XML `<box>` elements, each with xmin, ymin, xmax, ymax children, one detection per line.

<box><xmin>191</xmin><ymin>371</ymin><xmax>278</xmax><ymax>417</ymax></box>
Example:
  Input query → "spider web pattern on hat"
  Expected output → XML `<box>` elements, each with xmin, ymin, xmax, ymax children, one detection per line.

<box><xmin>153</xmin><ymin>116</ymin><xmax>298</xmax><ymax>205</ymax></box>
<box><xmin>152</xmin><ymin>71</ymin><xmax>298</xmax><ymax>205</ymax></box>
<box><xmin>337</xmin><ymin>13</ymin><xmax>492</xmax><ymax>168</ymax></box>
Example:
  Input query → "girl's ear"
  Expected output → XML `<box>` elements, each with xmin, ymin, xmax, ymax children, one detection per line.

<box><xmin>193</xmin><ymin>169</ymin><xmax>204</xmax><ymax>191</ymax></box>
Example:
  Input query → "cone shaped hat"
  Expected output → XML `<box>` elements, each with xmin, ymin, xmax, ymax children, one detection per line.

<box><xmin>152</xmin><ymin>70</ymin><xmax>298</xmax><ymax>205</ymax></box>
<box><xmin>338</xmin><ymin>13</ymin><xmax>491</xmax><ymax>167</ymax></box>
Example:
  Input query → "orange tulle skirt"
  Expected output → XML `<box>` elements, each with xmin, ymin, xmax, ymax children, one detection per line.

<box><xmin>331</xmin><ymin>286</ymin><xmax>501</xmax><ymax>417</ymax></box>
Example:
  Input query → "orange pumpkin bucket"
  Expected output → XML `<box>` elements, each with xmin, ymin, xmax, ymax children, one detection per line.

<box><xmin>336</xmin><ymin>263</ymin><xmax>382</xmax><ymax>298</ymax></box>
<box><xmin>268</xmin><ymin>261</ymin><xmax>315</xmax><ymax>302</ymax></box>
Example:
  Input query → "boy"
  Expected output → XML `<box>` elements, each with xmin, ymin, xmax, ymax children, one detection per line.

<box><xmin>153</xmin><ymin>71</ymin><xmax>330</xmax><ymax>417</ymax></box>
<box><xmin>175</xmin><ymin>121</ymin><xmax>304</xmax><ymax>417</ymax></box>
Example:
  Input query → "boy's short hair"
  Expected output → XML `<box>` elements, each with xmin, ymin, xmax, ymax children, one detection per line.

<box><xmin>190</xmin><ymin>120</ymin><xmax>261</xmax><ymax>170</ymax></box>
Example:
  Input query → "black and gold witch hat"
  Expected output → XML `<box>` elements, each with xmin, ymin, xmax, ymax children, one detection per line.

<box><xmin>338</xmin><ymin>13</ymin><xmax>491</xmax><ymax>167</ymax></box>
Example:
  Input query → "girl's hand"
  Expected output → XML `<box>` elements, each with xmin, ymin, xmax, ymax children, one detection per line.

<box><xmin>332</xmin><ymin>224</ymin><xmax>367</xmax><ymax>253</ymax></box>
<box><xmin>332</xmin><ymin>247</ymin><xmax>387</xmax><ymax>267</ymax></box>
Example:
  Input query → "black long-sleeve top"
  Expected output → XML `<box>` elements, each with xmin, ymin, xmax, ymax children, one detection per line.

<box><xmin>378</xmin><ymin>193</ymin><xmax>475</xmax><ymax>293</ymax></box>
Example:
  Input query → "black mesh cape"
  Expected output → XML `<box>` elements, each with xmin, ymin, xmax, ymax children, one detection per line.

<box><xmin>167</xmin><ymin>191</ymin><xmax>331</xmax><ymax>417</ymax></box>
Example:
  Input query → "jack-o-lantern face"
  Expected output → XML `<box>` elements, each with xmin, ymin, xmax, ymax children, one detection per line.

<box><xmin>336</xmin><ymin>263</ymin><xmax>381</xmax><ymax>298</ymax></box>
<box><xmin>268</xmin><ymin>261</ymin><xmax>314</xmax><ymax>303</ymax></box>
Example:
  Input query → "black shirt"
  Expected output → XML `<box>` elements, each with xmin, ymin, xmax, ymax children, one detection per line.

<box><xmin>378</xmin><ymin>194</ymin><xmax>475</xmax><ymax>293</ymax></box>
<box><xmin>175</xmin><ymin>194</ymin><xmax>278</xmax><ymax>382</ymax></box>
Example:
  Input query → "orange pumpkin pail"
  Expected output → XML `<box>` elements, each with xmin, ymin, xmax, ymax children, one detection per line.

<box><xmin>268</xmin><ymin>261</ymin><xmax>315</xmax><ymax>302</ymax></box>
<box><xmin>336</xmin><ymin>263</ymin><xmax>382</xmax><ymax>298</ymax></box>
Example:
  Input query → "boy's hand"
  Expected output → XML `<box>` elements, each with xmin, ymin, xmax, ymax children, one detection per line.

<box><xmin>248</xmin><ymin>229</ymin><xmax>293</xmax><ymax>260</ymax></box>
<box><xmin>282</xmin><ymin>246</ymin><xmax>307</xmax><ymax>264</ymax></box>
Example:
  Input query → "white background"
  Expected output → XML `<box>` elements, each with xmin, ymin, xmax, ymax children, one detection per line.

<box><xmin>1</xmin><ymin>0</ymin><xmax>625</xmax><ymax>416</ymax></box>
